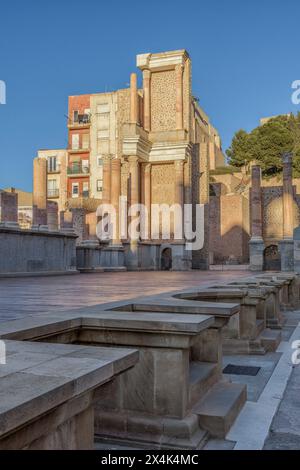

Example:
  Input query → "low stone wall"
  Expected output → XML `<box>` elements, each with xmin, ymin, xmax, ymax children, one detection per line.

<box><xmin>0</xmin><ymin>227</ymin><xmax>78</xmax><ymax>276</ymax></box>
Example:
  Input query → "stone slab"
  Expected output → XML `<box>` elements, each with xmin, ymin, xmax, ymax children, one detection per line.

<box><xmin>0</xmin><ymin>339</ymin><xmax>138</xmax><ymax>438</ymax></box>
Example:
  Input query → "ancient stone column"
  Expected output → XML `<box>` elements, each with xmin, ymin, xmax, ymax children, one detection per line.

<box><xmin>71</xmin><ymin>208</ymin><xmax>88</xmax><ymax>244</ymax></box>
<box><xmin>111</xmin><ymin>158</ymin><xmax>121</xmax><ymax>244</ymax></box>
<box><xmin>32</xmin><ymin>206</ymin><xmax>47</xmax><ymax>229</ymax></box>
<box><xmin>32</xmin><ymin>158</ymin><xmax>48</xmax><ymax>229</ymax></box>
<box><xmin>249</xmin><ymin>164</ymin><xmax>264</xmax><ymax>271</ymax></box>
<box><xmin>47</xmin><ymin>201</ymin><xmax>58</xmax><ymax>231</ymax></box>
<box><xmin>174</xmin><ymin>160</ymin><xmax>184</xmax><ymax>239</ymax></box>
<box><xmin>142</xmin><ymin>163</ymin><xmax>151</xmax><ymax>240</ymax></box>
<box><xmin>283</xmin><ymin>152</ymin><xmax>294</xmax><ymax>239</ymax></box>
<box><xmin>251</xmin><ymin>165</ymin><xmax>263</xmax><ymax>239</ymax></box>
<box><xmin>143</xmin><ymin>69</ymin><xmax>151</xmax><ymax>132</ymax></box>
<box><xmin>129</xmin><ymin>156</ymin><xmax>140</xmax><ymax>208</ymax></box>
<box><xmin>130</xmin><ymin>73</ymin><xmax>138</xmax><ymax>124</ymax></box>
<box><xmin>102</xmin><ymin>155</ymin><xmax>112</xmax><ymax>205</ymax></box>
<box><xmin>175</xmin><ymin>64</ymin><xmax>184</xmax><ymax>130</ymax></box>
<box><xmin>60</xmin><ymin>210</ymin><xmax>73</xmax><ymax>230</ymax></box>
<box><xmin>128</xmin><ymin>156</ymin><xmax>140</xmax><ymax>268</ymax></box>
<box><xmin>33</xmin><ymin>158</ymin><xmax>47</xmax><ymax>210</ymax></box>
<box><xmin>280</xmin><ymin>152</ymin><xmax>294</xmax><ymax>271</ymax></box>
<box><xmin>0</xmin><ymin>190</ymin><xmax>19</xmax><ymax>228</ymax></box>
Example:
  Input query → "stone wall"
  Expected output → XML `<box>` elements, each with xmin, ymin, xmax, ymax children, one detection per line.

<box><xmin>262</xmin><ymin>186</ymin><xmax>300</xmax><ymax>242</ymax></box>
<box><xmin>151</xmin><ymin>163</ymin><xmax>175</xmax><ymax>205</ymax></box>
<box><xmin>150</xmin><ymin>70</ymin><xmax>176</xmax><ymax>131</ymax></box>
<box><xmin>0</xmin><ymin>227</ymin><xmax>77</xmax><ymax>275</ymax></box>
<box><xmin>209</xmin><ymin>194</ymin><xmax>250</xmax><ymax>264</ymax></box>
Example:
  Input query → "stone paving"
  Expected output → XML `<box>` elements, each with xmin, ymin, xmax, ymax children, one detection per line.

<box><xmin>1</xmin><ymin>270</ymin><xmax>300</xmax><ymax>450</ymax></box>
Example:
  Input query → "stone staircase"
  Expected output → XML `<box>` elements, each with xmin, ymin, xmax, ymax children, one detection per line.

<box><xmin>258</xmin><ymin>328</ymin><xmax>282</xmax><ymax>352</ymax></box>
<box><xmin>193</xmin><ymin>381</ymin><xmax>246</xmax><ymax>438</ymax></box>
<box><xmin>189</xmin><ymin>362</ymin><xmax>219</xmax><ymax>407</ymax></box>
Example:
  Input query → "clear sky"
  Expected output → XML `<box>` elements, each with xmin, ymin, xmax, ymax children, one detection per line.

<box><xmin>1</xmin><ymin>0</ymin><xmax>300</xmax><ymax>191</ymax></box>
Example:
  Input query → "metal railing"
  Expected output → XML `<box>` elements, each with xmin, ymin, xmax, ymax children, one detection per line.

<box><xmin>69</xmin><ymin>191</ymin><xmax>90</xmax><ymax>199</ymax></box>
<box><xmin>47</xmin><ymin>189</ymin><xmax>59</xmax><ymax>198</ymax></box>
<box><xmin>68</xmin><ymin>114</ymin><xmax>91</xmax><ymax>126</ymax></box>
<box><xmin>67</xmin><ymin>163</ymin><xmax>90</xmax><ymax>175</ymax></box>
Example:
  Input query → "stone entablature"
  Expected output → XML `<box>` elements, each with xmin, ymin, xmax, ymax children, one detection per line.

<box><xmin>136</xmin><ymin>49</ymin><xmax>189</xmax><ymax>71</ymax></box>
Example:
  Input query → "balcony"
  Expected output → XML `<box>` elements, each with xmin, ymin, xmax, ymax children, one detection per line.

<box><xmin>68</xmin><ymin>114</ymin><xmax>91</xmax><ymax>128</ymax></box>
<box><xmin>67</xmin><ymin>163</ymin><xmax>90</xmax><ymax>176</ymax></box>
<box><xmin>47</xmin><ymin>189</ymin><xmax>59</xmax><ymax>198</ymax></box>
<box><xmin>66</xmin><ymin>191</ymin><xmax>101</xmax><ymax>211</ymax></box>
<box><xmin>47</xmin><ymin>168</ymin><xmax>60</xmax><ymax>174</ymax></box>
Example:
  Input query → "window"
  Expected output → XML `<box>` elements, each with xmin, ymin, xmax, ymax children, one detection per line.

<box><xmin>72</xmin><ymin>183</ymin><xmax>79</xmax><ymax>198</ymax></box>
<box><xmin>48</xmin><ymin>179</ymin><xmax>58</xmax><ymax>197</ymax></box>
<box><xmin>71</xmin><ymin>134</ymin><xmax>79</xmax><ymax>150</ymax></box>
<box><xmin>82</xmin><ymin>160</ymin><xmax>89</xmax><ymax>173</ymax></box>
<box><xmin>97</xmin><ymin>179</ymin><xmax>103</xmax><ymax>192</ymax></box>
<box><xmin>82</xmin><ymin>133</ymin><xmax>90</xmax><ymax>149</ymax></box>
<box><xmin>73</xmin><ymin>110</ymin><xmax>79</xmax><ymax>123</ymax></box>
<box><xmin>47</xmin><ymin>156</ymin><xmax>57</xmax><ymax>172</ymax></box>
<box><xmin>97</xmin><ymin>157</ymin><xmax>103</xmax><ymax>167</ymax></box>
<box><xmin>82</xmin><ymin>182</ymin><xmax>89</xmax><ymax>198</ymax></box>
<box><xmin>97</xmin><ymin>103</ymin><xmax>109</xmax><ymax>114</ymax></box>
<box><xmin>97</xmin><ymin>129</ymin><xmax>109</xmax><ymax>139</ymax></box>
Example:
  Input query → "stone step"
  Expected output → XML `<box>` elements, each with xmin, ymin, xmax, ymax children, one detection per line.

<box><xmin>258</xmin><ymin>328</ymin><xmax>281</xmax><ymax>352</ymax></box>
<box><xmin>266</xmin><ymin>317</ymin><xmax>283</xmax><ymax>329</ymax></box>
<box><xmin>193</xmin><ymin>381</ymin><xmax>247</xmax><ymax>438</ymax></box>
<box><xmin>189</xmin><ymin>362</ymin><xmax>219</xmax><ymax>406</ymax></box>
<box><xmin>256</xmin><ymin>319</ymin><xmax>265</xmax><ymax>336</ymax></box>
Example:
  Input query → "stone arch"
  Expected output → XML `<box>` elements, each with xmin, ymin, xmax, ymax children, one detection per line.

<box><xmin>160</xmin><ymin>246</ymin><xmax>172</xmax><ymax>271</ymax></box>
<box><xmin>263</xmin><ymin>244</ymin><xmax>281</xmax><ymax>271</ymax></box>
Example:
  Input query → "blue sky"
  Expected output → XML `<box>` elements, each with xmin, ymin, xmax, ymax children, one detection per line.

<box><xmin>0</xmin><ymin>0</ymin><xmax>300</xmax><ymax>191</ymax></box>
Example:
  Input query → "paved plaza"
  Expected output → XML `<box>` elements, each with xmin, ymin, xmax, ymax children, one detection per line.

<box><xmin>1</xmin><ymin>270</ymin><xmax>300</xmax><ymax>450</ymax></box>
<box><xmin>0</xmin><ymin>270</ymin><xmax>250</xmax><ymax>322</ymax></box>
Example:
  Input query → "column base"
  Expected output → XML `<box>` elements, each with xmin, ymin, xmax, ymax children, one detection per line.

<box><xmin>31</xmin><ymin>224</ymin><xmax>49</xmax><ymax>232</ymax></box>
<box><xmin>101</xmin><ymin>244</ymin><xmax>126</xmax><ymax>270</ymax></box>
<box><xmin>249</xmin><ymin>237</ymin><xmax>264</xmax><ymax>271</ymax></box>
<box><xmin>280</xmin><ymin>239</ymin><xmax>294</xmax><ymax>272</ymax></box>
<box><xmin>0</xmin><ymin>221</ymin><xmax>20</xmax><ymax>229</ymax></box>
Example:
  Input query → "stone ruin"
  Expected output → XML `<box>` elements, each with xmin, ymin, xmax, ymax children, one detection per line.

<box><xmin>0</xmin><ymin>271</ymin><xmax>299</xmax><ymax>449</ymax></box>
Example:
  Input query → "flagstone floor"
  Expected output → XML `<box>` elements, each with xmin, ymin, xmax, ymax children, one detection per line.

<box><xmin>0</xmin><ymin>270</ymin><xmax>251</xmax><ymax>322</ymax></box>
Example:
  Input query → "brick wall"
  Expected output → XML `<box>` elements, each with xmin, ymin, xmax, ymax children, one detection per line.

<box><xmin>209</xmin><ymin>194</ymin><xmax>250</xmax><ymax>264</ymax></box>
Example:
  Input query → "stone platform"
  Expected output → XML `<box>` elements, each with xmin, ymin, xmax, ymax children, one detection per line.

<box><xmin>0</xmin><ymin>339</ymin><xmax>138</xmax><ymax>449</ymax></box>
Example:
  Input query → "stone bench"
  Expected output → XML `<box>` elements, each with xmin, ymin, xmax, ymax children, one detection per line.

<box><xmin>171</xmin><ymin>289</ymin><xmax>281</xmax><ymax>354</ymax></box>
<box><xmin>232</xmin><ymin>276</ymin><xmax>290</xmax><ymax>311</ymax></box>
<box><xmin>226</xmin><ymin>280</ymin><xmax>283</xmax><ymax>329</ymax></box>
<box><xmin>0</xmin><ymin>337</ymin><xmax>138</xmax><ymax>450</ymax></box>
<box><xmin>255</xmin><ymin>273</ymin><xmax>300</xmax><ymax>309</ymax></box>
<box><xmin>0</xmin><ymin>311</ymin><xmax>246</xmax><ymax>449</ymax></box>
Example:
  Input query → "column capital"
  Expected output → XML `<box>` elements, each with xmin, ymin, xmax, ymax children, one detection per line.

<box><xmin>111</xmin><ymin>157</ymin><xmax>121</xmax><ymax>166</ymax></box>
<box><xmin>143</xmin><ymin>69</ymin><xmax>151</xmax><ymax>79</ymax></box>
<box><xmin>251</xmin><ymin>164</ymin><xmax>262</xmax><ymax>178</ymax></box>
<box><xmin>282</xmin><ymin>151</ymin><xmax>293</xmax><ymax>164</ymax></box>
<box><xmin>143</xmin><ymin>162</ymin><xmax>151</xmax><ymax>173</ymax></box>
<box><xmin>174</xmin><ymin>159</ymin><xmax>185</xmax><ymax>169</ymax></box>
<box><xmin>175</xmin><ymin>63</ymin><xmax>184</xmax><ymax>73</ymax></box>
<box><xmin>128</xmin><ymin>155</ymin><xmax>140</xmax><ymax>165</ymax></box>
<box><xmin>102</xmin><ymin>154</ymin><xmax>113</xmax><ymax>162</ymax></box>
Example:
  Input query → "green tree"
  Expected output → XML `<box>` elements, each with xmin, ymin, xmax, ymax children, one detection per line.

<box><xmin>226</xmin><ymin>114</ymin><xmax>299</xmax><ymax>176</ymax></box>
<box><xmin>225</xmin><ymin>130</ymin><xmax>253</xmax><ymax>167</ymax></box>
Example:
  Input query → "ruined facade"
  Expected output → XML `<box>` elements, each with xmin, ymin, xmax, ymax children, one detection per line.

<box><xmin>33</xmin><ymin>49</ymin><xmax>224</xmax><ymax>270</ymax></box>
<box><xmin>209</xmin><ymin>163</ymin><xmax>300</xmax><ymax>269</ymax></box>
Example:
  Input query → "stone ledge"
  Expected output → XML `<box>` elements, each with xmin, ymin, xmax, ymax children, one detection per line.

<box><xmin>0</xmin><ymin>340</ymin><xmax>138</xmax><ymax>441</ymax></box>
